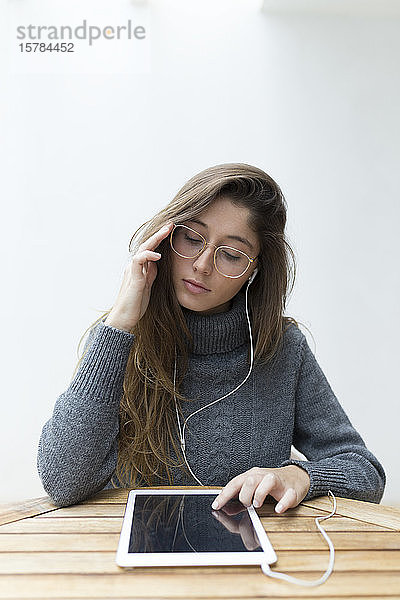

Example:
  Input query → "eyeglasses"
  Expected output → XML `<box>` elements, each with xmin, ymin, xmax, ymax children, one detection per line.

<box><xmin>170</xmin><ymin>224</ymin><xmax>258</xmax><ymax>279</ymax></box>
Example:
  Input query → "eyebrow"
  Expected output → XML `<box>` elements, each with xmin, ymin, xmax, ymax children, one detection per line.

<box><xmin>186</xmin><ymin>218</ymin><xmax>255</xmax><ymax>251</ymax></box>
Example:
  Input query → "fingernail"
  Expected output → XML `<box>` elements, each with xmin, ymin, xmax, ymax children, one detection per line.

<box><xmin>253</xmin><ymin>499</ymin><xmax>261</xmax><ymax>508</ymax></box>
<box><xmin>275</xmin><ymin>502</ymin><xmax>283</xmax><ymax>512</ymax></box>
<box><xmin>211</xmin><ymin>500</ymin><xmax>219</xmax><ymax>510</ymax></box>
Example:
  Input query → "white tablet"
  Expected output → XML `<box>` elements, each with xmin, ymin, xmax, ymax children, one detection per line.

<box><xmin>116</xmin><ymin>489</ymin><xmax>277</xmax><ymax>567</ymax></box>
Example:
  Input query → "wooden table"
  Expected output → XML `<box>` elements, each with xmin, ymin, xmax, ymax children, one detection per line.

<box><xmin>1</xmin><ymin>486</ymin><xmax>400</xmax><ymax>599</ymax></box>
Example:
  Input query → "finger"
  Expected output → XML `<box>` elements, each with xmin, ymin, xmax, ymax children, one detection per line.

<box><xmin>139</xmin><ymin>222</ymin><xmax>174</xmax><ymax>252</ymax></box>
<box><xmin>238</xmin><ymin>474</ymin><xmax>260</xmax><ymax>507</ymax></box>
<box><xmin>275</xmin><ymin>487</ymin><xmax>298</xmax><ymax>514</ymax></box>
<box><xmin>211</xmin><ymin>475</ymin><xmax>247</xmax><ymax>510</ymax></box>
<box><xmin>253</xmin><ymin>472</ymin><xmax>282</xmax><ymax>508</ymax></box>
<box><xmin>130</xmin><ymin>249</ymin><xmax>162</xmax><ymax>265</ymax></box>
<box><xmin>129</xmin><ymin>250</ymin><xmax>163</xmax><ymax>278</ymax></box>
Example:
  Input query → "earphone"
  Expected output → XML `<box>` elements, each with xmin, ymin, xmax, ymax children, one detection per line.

<box><xmin>173</xmin><ymin>266</ymin><xmax>336</xmax><ymax>586</ymax></box>
<box><xmin>247</xmin><ymin>266</ymin><xmax>258</xmax><ymax>284</ymax></box>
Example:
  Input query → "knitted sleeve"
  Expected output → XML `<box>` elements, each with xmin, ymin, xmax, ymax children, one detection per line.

<box><xmin>37</xmin><ymin>319</ymin><xmax>135</xmax><ymax>507</ymax></box>
<box><xmin>280</xmin><ymin>334</ymin><xmax>386</xmax><ymax>503</ymax></box>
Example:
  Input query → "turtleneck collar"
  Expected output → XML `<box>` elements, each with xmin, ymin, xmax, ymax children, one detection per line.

<box><xmin>181</xmin><ymin>290</ymin><xmax>249</xmax><ymax>355</ymax></box>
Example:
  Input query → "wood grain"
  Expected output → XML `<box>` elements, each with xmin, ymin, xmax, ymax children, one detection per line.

<box><xmin>0</xmin><ymin>572</ymin><xmax>399</xmax><ymax>598</ymax></box>
<box><xmin>0</xmin><ymin>488</ymin><xmax>399</xmax><ymax>599</ymax></box>
<box><xmin>0</xmin><ymin>516</ymin><xmax>392</xmax><ymax>534</ymax></box>
<box><xmin>0</xmin><ymin>497</ymin><xmax>59</xmax><ymax>526</ymax></box>
<box><xmin>302</xmin><ymin>496</ymin><xmax>400</xmax><ymax>531</ymax></box>
<box><xmin>0</xmin><ymin>550</ymin><xmax>399</xmax><ymax>574</ymax></box>
<box><xmin>1</xmin><ymin>532</ymin><xmax>399</xmax><ymax>552</ymax></box>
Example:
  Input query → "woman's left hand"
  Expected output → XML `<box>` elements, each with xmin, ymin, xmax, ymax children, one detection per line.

<box><xmin>211</xmin><ymin>465</ymin><xmax>311</xmax><ymax>513</ymax></box>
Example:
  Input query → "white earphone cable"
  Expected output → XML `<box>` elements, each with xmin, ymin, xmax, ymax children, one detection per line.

<box><xmin>261</xmin><ymin>490</ymin><xmax>336</xmax><ymax>586</ymax></box>
<box><xmin>173</xmin><ymin>279</ymin><xmax>254</xmax><ymax>483</ymax></box>
<box><xmin>173</xmin><ymin>275</ymin><xmax>336</xmax><ymax>586</ymax></box>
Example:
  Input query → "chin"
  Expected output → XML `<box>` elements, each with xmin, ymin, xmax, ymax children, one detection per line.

<box><xmin>182</xmin><ymin>296</ymin><xmax>232</xmax><ymax>315</ymax></box>
<box><xmin>178</xmin><ymin>294</ymin><xmax>210</xmax><ymax>311</ymax></box>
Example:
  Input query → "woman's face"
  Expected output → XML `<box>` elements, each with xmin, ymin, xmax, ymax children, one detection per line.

<box><xmin>170</xmin><ymin>197</ymin><xmax>260</xmax><ymax>315</ymax></box>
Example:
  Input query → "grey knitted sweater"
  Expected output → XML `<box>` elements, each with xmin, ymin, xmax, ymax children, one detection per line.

<box><xmin>37</xmin><ymin>290</ymin><xmax>386</xmax><ymax>507</ymax></box>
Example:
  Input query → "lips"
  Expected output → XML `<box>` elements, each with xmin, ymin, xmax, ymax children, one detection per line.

<box><xmin>183</xmin><ymin>279</ymin><xmax>210</xmax><ymax>291</ymax></box>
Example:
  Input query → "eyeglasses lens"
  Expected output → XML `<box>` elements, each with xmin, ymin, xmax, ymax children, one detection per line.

<box><xmin>171</xmin><ymin>225</ymin><xmax>249</xmax><ymax>278</ymax></box>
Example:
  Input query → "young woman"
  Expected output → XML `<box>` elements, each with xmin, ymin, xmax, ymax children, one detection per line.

<box><xmin>37</xmin><ymin>163</ymin><xmax>386</xmax><ymax>510</ymax></box>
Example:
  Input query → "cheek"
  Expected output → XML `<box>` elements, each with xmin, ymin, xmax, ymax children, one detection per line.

<box><xmin>171</xmin><ymin>255</ymin><xmax>184</xmax><ymax>278</ymax></box>
<box><xmin>234</xmin><ymin>277</ymin><xmax>249</xmax><ymax>295</ymax></box>
<box><xmin>220</xmin><ymin>279</ymin><xmax>245</xmax><ymax>299</ymax></box>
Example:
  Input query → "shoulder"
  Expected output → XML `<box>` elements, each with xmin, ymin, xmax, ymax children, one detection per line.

<box><xmin>271</xmin><ymin>318</ymin><xmax>308</xmax><ymax>368</ymax></box>
<box><xmin>258</xmin><ymin>319</ymin><xmax>307</xmax><ymax>375</ymax></box>
<box><xmin>282</xmin><ymin>318</ymin><xmax>307</xmax><ymax>347</ymax></box>
<box><xmin>281</xmin><ymin>320</ymin><xmax>323</xmax><ymax>375</ymax></box>
<box><xmin>256</xmin><ymin>318</ymin><xmax>305</xmax><ymax>368</ymax></box>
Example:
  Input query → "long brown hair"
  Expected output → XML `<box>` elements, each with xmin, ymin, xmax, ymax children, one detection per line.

<box><xmin>72</xmin><ymin>163</ymin><xmax>301</xmax><ymax>488</ymax></box>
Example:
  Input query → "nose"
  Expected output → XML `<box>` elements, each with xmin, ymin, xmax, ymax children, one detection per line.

<box><xmin>192</xmin><ymin>244</ymin><xmax>215</xmax><ymax>274</ymax></box>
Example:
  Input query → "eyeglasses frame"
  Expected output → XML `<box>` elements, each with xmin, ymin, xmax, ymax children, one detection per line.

<box><xmin>169</xmin><ymin>223</ymin><xmax>258</xmax><ymax>279</ymax></box>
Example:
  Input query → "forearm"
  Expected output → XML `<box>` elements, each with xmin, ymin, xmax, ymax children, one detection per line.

<box><xmin>288</xmin><ymin>334</ymin><xmax>386</xmax><ymax>504</ymax></box>
<box><xmin>37</xmin><ymin>322</ymin><xmax>135</xmax><ymax>507</ymax></box>
<box><xmin>37</xmin><ymin>394</ymin><xmax>120</xmax><ymax>506</ymax></box>
<box><xmin>281</xmin><ymin>450</ymin><xmax>386</xmax><ymax>503</ymax></box>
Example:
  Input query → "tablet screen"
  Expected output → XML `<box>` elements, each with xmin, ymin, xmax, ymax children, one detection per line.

<box><xmin>128</xmin><ymin>493</ymin><xmax>262</xmax><ymax>553</ymax></box>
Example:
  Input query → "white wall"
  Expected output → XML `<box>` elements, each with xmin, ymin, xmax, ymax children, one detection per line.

<box><xmin>1</xmin><ymin>0</ymin><xmax>399</xmax><ymax>505</ymax></box>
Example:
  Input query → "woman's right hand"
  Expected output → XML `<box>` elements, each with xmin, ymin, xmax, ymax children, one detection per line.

<box><xmin>104</xmin><ymin>221</ymin><xmax>174</xmax><ymax>332</ymax></box>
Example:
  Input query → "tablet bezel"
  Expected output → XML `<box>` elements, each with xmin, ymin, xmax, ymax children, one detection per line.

<box><xmin>116</xmin><ymin>488</ymin><xmax>277</xmax><ymax>567</ymax></box>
